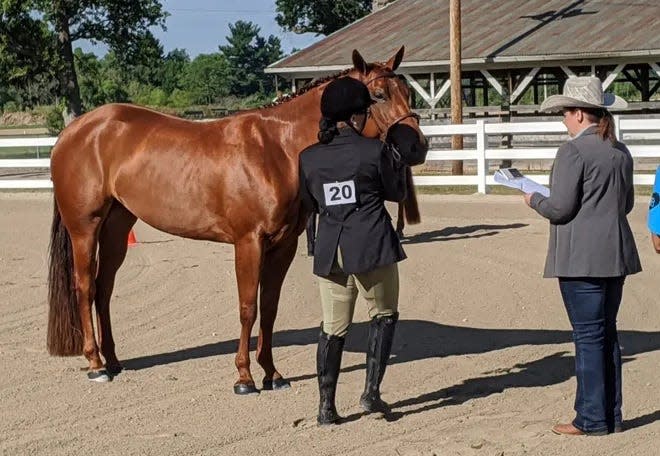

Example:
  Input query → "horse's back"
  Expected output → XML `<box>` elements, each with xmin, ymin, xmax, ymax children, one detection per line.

<box><xmin>50</xmin><ymin>103</ymin><xmax>302</xmax><ymax>243</ymax></box>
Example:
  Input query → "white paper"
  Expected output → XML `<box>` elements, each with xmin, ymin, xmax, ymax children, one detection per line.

<box><xmin>493</xmin><ymin>168</ymin><xmax>550</xmax><ymax>197</ymax></box>
<box><xmin>323</xmin><ymin>180</ymin><xmax>357</xmax><ymax>206</ymax></box>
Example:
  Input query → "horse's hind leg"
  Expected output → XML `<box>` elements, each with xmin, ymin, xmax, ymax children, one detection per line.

<box><xmin>68</xmin><ymin>221</ymin><xmax>107</xmax><ymax>381</ymax></box>
<box><xmin>95</xmin><ymin>201</ymin><xmax>137</xmax><ymax>375</ymax></box>
<box><xmin>258</xmin><ymin>236</ymin><xmax>298</xmax><ymax>391</ymax></box>
<box><xmin>233</xmin><ymin>233</ymin><xmax>264</xmax><ymax>395</ymax></box>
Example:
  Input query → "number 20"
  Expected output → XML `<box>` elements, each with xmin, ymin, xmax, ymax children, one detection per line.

<box><xmin>330</xmin><ymin>184</ymin><xmax>352</xmax><ymax>201</ymax></box>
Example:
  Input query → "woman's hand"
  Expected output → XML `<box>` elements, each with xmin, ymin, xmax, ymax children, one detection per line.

<box><xmin>652</xmin><ymin>233</ymin><xmax>660</xmax><ymax>254</ymax></box>
<box><xmin>524</xmin><ymin>193</ymin><xmax>534</xmax><ymax>207</ymax></box>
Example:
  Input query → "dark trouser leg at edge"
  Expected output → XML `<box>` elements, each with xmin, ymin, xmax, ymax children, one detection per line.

<box><xmin>555</xmin><ymin>277</ymin><xmax>625</xmax><ymax>435</ymax></box>
<box><xmin>360</xmin><ymin>312</ymin><xmax>399</xmax><ymax>413</ymax></box>
<box><xmin>317</xmin><ymin>328</ymin><xmax>345</xmax><ymax>425</ymax></box>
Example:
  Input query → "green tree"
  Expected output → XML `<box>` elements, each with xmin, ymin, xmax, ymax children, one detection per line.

<box><xmin>167</xmin><ymin>88</ymin><xmax>192</xmax><ymax>108</ymax></box>
<box><xmin>120</xmin><ymin>32</ymin><xmax>165</xmax><ymax>87</ymax></box>
<box><xmin>181</xmin><ymin>53</ymin><xmax>229</xmax><ymax>105</ymax></box>
<box><xmin>2</xmin><ymin>0</ymin><xmax>167</xmax><ymax>117</ymax></box>
<box><xmin>98</xmin><ymin>52</ymin><xmax>130</xmax><ymax>103</ymax></box>
<box><xmin>275</xmin><ymin>0</ymin><xmax>372</xmax><ymax>35</ymax></box>
<box><xmin>74</xmin><ymin>49</ymin><xmax>136</xmax><ymax>108</ymax></box>
<box><xmin>0</xmin><ymin>5</ymin><xmax>61</xmax><ymax>109</ymax></box>
<box><xmin>161</xmin><ymin>49</ymin><xmax>190</xmax><ymax>94</ymax></box>
<box><xmin>219</xmin><ymin>21</ymin><xmax>283</xmax><ymax>96</ymax></box>
<box><xmin>74</xmin><ymin>49</ymin><xmax>106</xmax><ymax>108</ymax></box>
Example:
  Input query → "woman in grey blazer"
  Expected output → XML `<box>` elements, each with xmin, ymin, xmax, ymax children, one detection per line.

<box><xmin>524</xmin><ymin>77</ymin><xmax>642</xmax><ymax>436</ymax></box>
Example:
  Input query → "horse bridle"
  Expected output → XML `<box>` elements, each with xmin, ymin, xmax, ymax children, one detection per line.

<box><xmin>363</xmin><ymin>72</ymin><xmax>421</xmax><ymax>138</ymax></box>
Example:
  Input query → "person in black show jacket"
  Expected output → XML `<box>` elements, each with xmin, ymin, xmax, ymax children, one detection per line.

<box><xmin>299</xmin><ymin>77</ymin><xmax>408</xmax><ymax>425</ymax></box>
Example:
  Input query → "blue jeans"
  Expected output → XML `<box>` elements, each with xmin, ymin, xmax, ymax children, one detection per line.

<box><xmin>558</xmin><ymin>277</ymin><xmax>625</xmax><ymax>434</ymax></box>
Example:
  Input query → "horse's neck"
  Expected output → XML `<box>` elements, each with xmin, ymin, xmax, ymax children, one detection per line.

<box><xmin>268</xmin><ymin>88</ymin><xmax>324</xmax><ymax>157</ymax></box>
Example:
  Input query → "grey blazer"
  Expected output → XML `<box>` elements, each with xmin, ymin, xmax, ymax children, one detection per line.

<box><xmin>530</xmin><ymin>126</ymin><xmax>642</xmax><ymax>278</ymax></box>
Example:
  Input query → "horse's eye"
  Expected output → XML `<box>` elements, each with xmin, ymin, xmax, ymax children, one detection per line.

<box><xmin>374</xmin><ymin>90</ymin><xmax>386</xmax><ymax>100</ymax></box>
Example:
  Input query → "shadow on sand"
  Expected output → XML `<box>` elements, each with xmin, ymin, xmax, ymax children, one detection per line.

<box><xmin>122</xmin><ymin>319</ymin><xmax>660</xmax><ymax>427</ymax></box>
<box><xmin>400</xmin><ymin>223</ymin><xmax>528</xmax><ymax>245</ymax></box>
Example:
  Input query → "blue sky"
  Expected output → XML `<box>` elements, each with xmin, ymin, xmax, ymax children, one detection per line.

<box><xmin>80</xmin><ymin>0</ymin><xmax>320</xmax><ymax>57</ymax></box>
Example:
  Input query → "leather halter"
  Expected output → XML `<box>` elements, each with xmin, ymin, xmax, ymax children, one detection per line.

<box><xmin>363</xmin><ymin>72</ymin><xmax>420</xmax><ymax>138</ymax></box>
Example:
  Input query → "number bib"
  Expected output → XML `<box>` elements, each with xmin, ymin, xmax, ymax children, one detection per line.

<box><xmin>323</xmin><ymin>180</ymin><xmax>357</xmax><ymax>206</ymax></box>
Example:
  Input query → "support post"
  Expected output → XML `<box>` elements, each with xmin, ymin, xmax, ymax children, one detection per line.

<box><xmin>450</xmin><ymin>0</ymin><xmax>463</xmax><ymax>175</ymax></box>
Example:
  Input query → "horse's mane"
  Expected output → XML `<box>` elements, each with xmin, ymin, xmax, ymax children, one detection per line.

<box><xmin>260</xmin><ymin>68</ymin><xmax>354</xmax><ymax>109</ymax></box>
<box><xmin>233</xmin><ymin>61</ymin><xmax>387</xmax><ymax>115</ymax></box>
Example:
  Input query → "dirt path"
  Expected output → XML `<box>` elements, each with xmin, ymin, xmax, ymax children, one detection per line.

<box><xmin>1</xmin><ymin>192</ymin><xmax>658</xmax><ymax>456</ymax></box>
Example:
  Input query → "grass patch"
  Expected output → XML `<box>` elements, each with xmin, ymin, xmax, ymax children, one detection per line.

<box><xmin>0</xmin><ymin>124</ymin><xmax>48</xmax><ymax>130</ymax></box>
<box><xmin>0</xmin><ymin>147</ymin><xmax>52</xmax><ymax>159</ymax></box>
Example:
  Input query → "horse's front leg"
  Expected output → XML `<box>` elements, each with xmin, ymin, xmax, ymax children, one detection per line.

<box><xmin>258</xmin><ymin>236</ymin><xmax>298</xmax><ymax>390</ymax></box>
<box><xmin>233</xmin><ymin>234</ymin><xmax>264</xmax><ymax>395</ymax></box>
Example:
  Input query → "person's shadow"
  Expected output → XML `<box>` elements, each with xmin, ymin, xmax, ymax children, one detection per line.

<box><xmin>121</xmin><ymin>320</ymin><xmax>660</xmax><ymax>428</ymax></box>
<box><xmin>400</xmin><ymin>223</ymin><xmax>528</xmax><ymax>245</ymax></box>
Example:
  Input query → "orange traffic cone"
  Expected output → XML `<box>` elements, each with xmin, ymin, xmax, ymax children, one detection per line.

<box><xmin>127</xmin><ymin>229</ymin><xmax>138</xmax><ymax>247</ymax></box>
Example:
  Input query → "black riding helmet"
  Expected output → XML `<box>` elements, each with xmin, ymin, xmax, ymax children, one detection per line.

<box><xmin>320</xmin><ymin>77</ymin><xmax>376</xmax><ymax>122</ymax></box>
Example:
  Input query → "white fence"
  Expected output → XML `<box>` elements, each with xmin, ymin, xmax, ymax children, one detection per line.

<box><xmin>0</xmin><ymin>137</ymin><xmax>57</xmax><ymax>189</ymax></box>
<box><xmin>418</xmin><ymin>117</ymin><xmax>660</xmax><ymax>193</ymax></box>
<box><xmin>1</xmin><ymin>117</ymin><xmax>659</xmax><ymax>191</ymax></box>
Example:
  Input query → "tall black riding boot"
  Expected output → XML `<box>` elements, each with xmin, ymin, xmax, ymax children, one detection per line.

<box><xmin>317</xmin><ymin>329</ymin><xmax>345</xmax><ymax>425</ymax></box>
<box><xmin>360</xmin><ymin>312</ymin><xmax>399</xmax><ymax>413</ymax></box>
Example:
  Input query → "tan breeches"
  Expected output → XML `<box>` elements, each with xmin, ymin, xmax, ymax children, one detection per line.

<box><xmin>318</xmin><ymin>250</ymin><xmax>399</xmax><ymax>337</ymax></box>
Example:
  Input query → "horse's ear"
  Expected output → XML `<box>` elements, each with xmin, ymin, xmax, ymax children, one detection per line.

<box><xmin>386</xmin><ymin>46</ymin><xmax>405</xmax><ymax>72</ymax></box>
<box><xmin>352</xmin><ymin>49</ymin><xmax>368</xmax><ymax>75</ymax></box>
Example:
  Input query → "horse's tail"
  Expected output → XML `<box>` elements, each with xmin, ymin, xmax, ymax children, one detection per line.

<box><xmin>403</xmin><ymin>166</ymin><xmax>421</xmax><ymax>225</ymax></box>
<box><xmin>47</xmin><ymin>197</ymin><xmax>82</xmax><ymax>356</ymax></box>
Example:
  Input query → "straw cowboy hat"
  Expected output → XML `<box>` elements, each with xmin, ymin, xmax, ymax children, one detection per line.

<box><xmin>540</xmin><ymin>76</ymin><xmax>627</xmax><ymax>112</ymax></box>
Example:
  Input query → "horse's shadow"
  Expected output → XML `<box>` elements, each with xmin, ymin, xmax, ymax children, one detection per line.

<box><xmin>122</xmin><ymin>320</ymin><xmax>660</xmax><ymax>426</ymax></box>
<box><xmin>400</xmin><ymin>223</ymin><xmax>528</xmax><ymax>245</ymax></box>
<box><xmin>122</xmin><ymin>319</ymin><xmax>660</xmax><ymax>378</ymax></box>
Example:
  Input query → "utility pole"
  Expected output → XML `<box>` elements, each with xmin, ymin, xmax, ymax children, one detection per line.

<box><xmin>450</xmin><ymin>0</ymin><xmax>463</xmax><ymax>175</ymax></box>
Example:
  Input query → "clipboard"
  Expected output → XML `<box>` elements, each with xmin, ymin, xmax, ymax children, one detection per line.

<box><xmin>493</xmin><ymin>168</ymin><xmax>550</xmax><ymax>197</ymax></box>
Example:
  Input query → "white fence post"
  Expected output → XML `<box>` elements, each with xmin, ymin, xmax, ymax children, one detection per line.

<box><xmin>614</xmin><ymin>114</ymin><xmax>621</xmax><ymax>141</ymax></box>
<box><xmin>476</xmin><ymin>120</ymin><xmax>487</xmax><ymax>194</ymax></box>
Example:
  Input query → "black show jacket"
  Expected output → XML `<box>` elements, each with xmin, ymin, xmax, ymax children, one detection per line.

<box><xmin>299</xmin><ymin>127</ymin><xmax>407</xmax><ymax>276</ymax></box>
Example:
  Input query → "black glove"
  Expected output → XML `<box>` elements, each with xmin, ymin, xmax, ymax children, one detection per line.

<box><xmin>386</xmin><ymin>124</ymin><xmax>428</xmax><ymax>167</ymax></box>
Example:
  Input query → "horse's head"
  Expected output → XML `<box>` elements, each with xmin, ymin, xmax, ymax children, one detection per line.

<box><xmin>349</xmin><ymin>47</ymin><xmax>428</xmax><ymax>166</ymax></box>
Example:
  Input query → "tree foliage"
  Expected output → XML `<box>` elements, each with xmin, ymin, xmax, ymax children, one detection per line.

<box><xmin>0</xmin><ymin>5</ymin><xmax>61</xmax><ymax>109</ymax></box>
<box><xmin>31</xmin><ymin>0</ymin><xmax>168</xmax><ymax>65</ymax></box>
<box><xmin>161</xmin><ymin>49</ymin><xmax>190</xmax><ymax>94</ymax></box>
<box><xmin>1</xmin><ymin>0</ymin><xmax>167</xmax><ymax>116</ymax></box>
<box><xmin>0</xmin><ymin>6</ymin><xmax>291</xmax><ymax>119</ymax></box>
<box><xmin>275</xmin><ymin>0</ymin><xmax>372</xmax><ymax>35</ymax></box>
<box><xmin>219</xmin><ymin>21</ymin><xmax>283</xmax><ymax>96</ymax></box>
<box><xmin>181</xmin><ymin>53</ymin><xmax>230</xmax><ymax>105</ymax></box>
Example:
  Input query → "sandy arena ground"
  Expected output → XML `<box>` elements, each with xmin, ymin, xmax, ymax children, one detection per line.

<box><xmin>1</xmin><ymin>192</ymin><xmax>658</xmax><ymax>456</ymax></box>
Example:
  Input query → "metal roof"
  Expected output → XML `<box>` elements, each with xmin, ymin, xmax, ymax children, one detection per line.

<box><xmin>267</xmin><ymin>0</ymin><xmax>660</xmax><ymax>74</ymax></box>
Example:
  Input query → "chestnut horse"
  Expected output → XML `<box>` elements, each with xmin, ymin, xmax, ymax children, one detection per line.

<box><xmin>47</xmin><ymin>46</ymin><xmax>428</xmax><ymax>393</ymax></box>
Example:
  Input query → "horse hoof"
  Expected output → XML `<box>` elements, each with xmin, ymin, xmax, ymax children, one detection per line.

<box><xmin>87</xmin><ymin>369</ymin><xmax>112</xmax><ymax>383</ymax></box>
<box><xmin>233</xmin><ymin>383</ymin><xmax>259</xmax><ymax>395</ymax></box>
<box><xmin>262</xmin><ymin>378</ymin><xmax>291</xmax><ymax>391</ymax></box>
